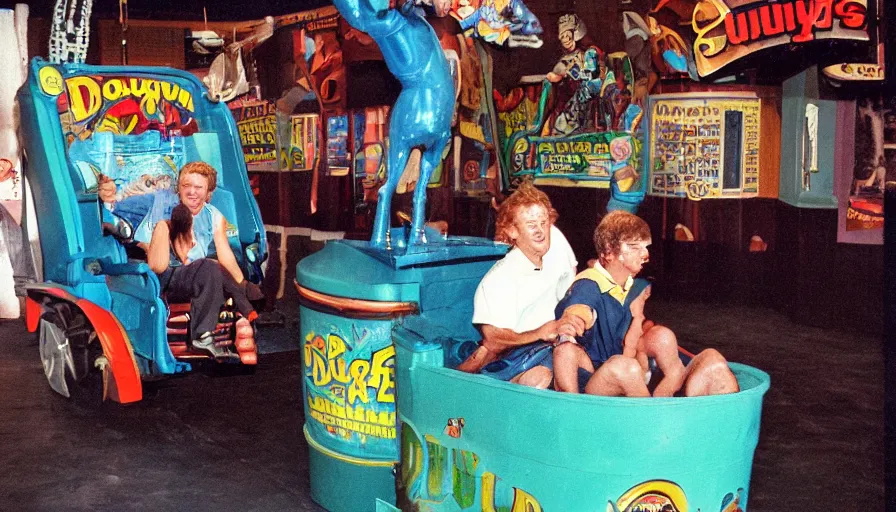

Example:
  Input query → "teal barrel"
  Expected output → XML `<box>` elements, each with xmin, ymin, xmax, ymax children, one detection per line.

<box><xmin>296</xmin><ymin>234</ymin><xmax>507</xmax><ymax>512</ymax></box>
<box><xmin>393</xmin><ymin>324</ymin><xmax>771</xmax><ymax>511</ymax></box>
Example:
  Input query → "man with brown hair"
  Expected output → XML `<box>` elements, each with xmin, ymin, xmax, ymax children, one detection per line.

<box><xmin>456</xmin><ymin>181</ymin><xmax>585</xmax><ymax>388</ymax></box>
<box><xmin>552</xmin><ymin>210</ymin><xmax>739</xmax><ymax>396</ymax></box>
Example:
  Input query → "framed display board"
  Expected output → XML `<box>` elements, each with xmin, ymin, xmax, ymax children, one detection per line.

<box><xmin>648</xmin><ymin>93</ymin><xmax>761</xmax><ymax>200</ymax></box>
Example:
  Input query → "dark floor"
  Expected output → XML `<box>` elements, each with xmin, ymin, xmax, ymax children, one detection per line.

<box><xmin>0</xmin><ymin>298</ymin><xmax>883</xmax><ymax>511</ymax></box>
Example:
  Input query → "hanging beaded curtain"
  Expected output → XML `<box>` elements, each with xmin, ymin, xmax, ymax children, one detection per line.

<box><xmin>48</xmin><ymin>0</ymin><xmax>94</xmax><ymax>64</ymax></box>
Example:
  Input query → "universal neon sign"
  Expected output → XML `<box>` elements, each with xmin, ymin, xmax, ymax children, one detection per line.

<box><xmin>692</xmin><ymin>0</ymin><xmax>869</xmax><ymax>76</ymax></box>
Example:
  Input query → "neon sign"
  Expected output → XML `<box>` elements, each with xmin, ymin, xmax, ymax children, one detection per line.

<box><xmin>692</xmin><ymin>0</ymin><xmax>869</xmax><ymax>76</ymax></box>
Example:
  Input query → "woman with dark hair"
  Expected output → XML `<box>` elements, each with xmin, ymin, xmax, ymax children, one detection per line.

<box><xmin>167</xmin><ymin>202</ymin><xmax>261</xmax><ymax>324</ymax></box>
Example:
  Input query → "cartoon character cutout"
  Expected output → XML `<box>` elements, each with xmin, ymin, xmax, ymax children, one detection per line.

<box><xmin>444</xmin><ymin>417</ymin><xmax>465</xmax><ymax>438</ymax></box>
<box><xmin>547</xmin><ymin>14</ymin><xmax>609</xmax><ymax>135</ymax></box>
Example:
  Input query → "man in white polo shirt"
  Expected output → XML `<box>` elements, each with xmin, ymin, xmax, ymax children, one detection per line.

<box><xmin>457</xmin><ymin>182</ymin><xmax>585</xmax><ymax>388</ymax></box>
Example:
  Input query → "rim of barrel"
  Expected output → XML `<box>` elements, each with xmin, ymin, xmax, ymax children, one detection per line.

<box><xmin>423</xmin><ymin>361</ymin><xmax>771</xmax><ymax>407</ymax></box>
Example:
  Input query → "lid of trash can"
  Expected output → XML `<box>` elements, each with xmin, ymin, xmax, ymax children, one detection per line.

<box><xmin>296</xmin><ymin>238</ymin><xmax>507</xmax><ymax>303</ymax></box>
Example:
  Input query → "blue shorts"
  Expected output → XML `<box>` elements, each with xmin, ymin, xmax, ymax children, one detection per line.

<box><xmin>480</xmin><ymin>342</ymin><xmax>554</xmax><ymax>382</ymax></box>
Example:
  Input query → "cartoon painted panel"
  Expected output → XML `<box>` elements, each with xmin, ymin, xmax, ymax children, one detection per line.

<box><xmin>301</xmin><ymin>307</ymin><xmax>397</xmax><ymax>459</ymax></box>
<box><xmin>447</xmin><ymin>0</ymin><xmax>543</xmax><ymax>48</ymax></box>
<box><xmin>53</xmin><ymin>73</ymin><xmax>200</xmax><ymax>142</ymax></box>
<box><xmin>495</xmin><ymin>83</ymin><xmax>543</xmax><ymax>153</ymax></box>
<box><xmin>352</xmin><ymin>106</ymin><xmax>389</xmax><ymax>200</ymax></box>
<box><xmin>67</xmin><ymin>131</ymin><xmax>181</xmax><ymax>203</ymax></box>
<box><xmin>511</xmin><ymin>131</ymin><xmax>641</xmax><ymax>190</ymax></box>
<box><xmin>609</xmin><ymin>480</ymin><xmax>688</xmax><ymax>512</ymax></box>
<box><xmin>452</xmin><ymin>37</ymin><xmax>493</xmax><ymax>196</ymax></box>
<box><xmin>47</xmin><ymin>72</ymin><xmax>201</xmax><ymax>211</ymax></box>
<box><xmin>543</xmin><ymin>15</ymin><xmax>642</xmax><ymax>137</ymax></box>
<box><xmin>327</xmin><ymin>114</ymin><xmax>350</xmax><ymax>176</ymax></box>
<box><xmin>649</xmin><ymin>95</ymin><xmax>760</xmax><ymax>200</ymax></box>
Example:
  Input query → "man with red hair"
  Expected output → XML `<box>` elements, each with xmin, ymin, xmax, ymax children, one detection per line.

<box><xmin>456</xmin><ymin>181</ymin><xmax>583</xmax><ymax>388</ymax></box>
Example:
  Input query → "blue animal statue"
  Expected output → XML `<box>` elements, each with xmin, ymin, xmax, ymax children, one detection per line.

<box><xmin>333</xmin><ymin>0</ymin><xmax>455</xmax><ymax>249</ymax></box>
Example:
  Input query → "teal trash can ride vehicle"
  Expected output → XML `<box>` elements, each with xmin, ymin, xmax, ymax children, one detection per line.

<box><xmin>18</xmin><ymin>57</ymin><xmax>267</xmax><ymax>404</ymax></box>
<box><xmin>297</xmin><ymin>229</ymin><xmax>770</xmax><ymax>512</ymax></box>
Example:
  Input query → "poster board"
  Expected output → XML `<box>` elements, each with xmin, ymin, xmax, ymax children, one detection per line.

<box><xmin>837</xmin><ymin>95</ymin><xmax>894</xmax><ymax>244</ymax></box>
<box><xmin>648</xmin><ymin>94</ymin><xmax>761</xmax><ymax>200</ymax></box>
<box><xmin>231</xmin><ymin>101</ymin><xmax>278</xmax><ymax>171</ymax></box>
<box><xmin>327</xmin><ymin>114</ymin><xmax>350</xmax><ymax>176</ymax></box>
<box><xmin>509</xmin><ymin>131</ymin><xmax>641</xmax><ymax>189</ymax></box>
<box><xmin>290</xmin><ymin>114</ymin><xmax>318</xmax><ymax>171</ymax></box>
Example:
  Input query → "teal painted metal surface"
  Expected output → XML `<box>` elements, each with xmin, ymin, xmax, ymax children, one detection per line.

<box><xmin>307</xmin><ymin>430</ymin><xmax>397</xmax><ymax>512</ymax></box>
<box><xmin>296</xmin><ymin>237</ymin><xmax>506</xmax><ymax>511</ymax></box>
<box><xmin>297</xmin><ymin>230</ymin><xmax>508</xmax><ymax>303</ymax></box>
<box><xmin>18</xmin><ymin>57</ymin><xmax>267</xmax><ymax>376</ymax></box>
<box><xmin>393</xmin><ymin>322</ymin><xmax>770</xmax><ymax>511</ymax></box>
<box><xmin>779</xmin><ymin>66</ymin><xmax>838</xmax><ymax>209</ymax></box>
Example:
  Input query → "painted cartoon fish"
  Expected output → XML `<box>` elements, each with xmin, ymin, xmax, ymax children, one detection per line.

<box><xmin>449</xmin><ymin>0</ymin><xmax>543</xmax><ymax>48</ymax></box>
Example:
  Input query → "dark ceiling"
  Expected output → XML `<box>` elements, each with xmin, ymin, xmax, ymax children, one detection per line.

<box><xmin>2</xmin><ymin>0</ymin><xmax>332</xmax><ymax>21</ymax></box>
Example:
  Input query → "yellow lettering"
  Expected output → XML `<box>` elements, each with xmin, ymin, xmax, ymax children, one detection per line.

<box><xmin>327</xmin><ymin>334</ymin><xmax>347</xmax><ymax>359</ymax></box>
<box><xmin>511</xmin><ymin>488</ymin><xmax>543</xmax><ymax>512</ymax></box>
<box><xmin>536</xmin><ymin>142</ymin><xmax>555</xmax><ymax>154</ymax></box>
<box><xmin>345</xmin><ymin>404</ymin><xmax>363</xmax><ymax>422</ymax></box>
<box><xmin>480</xmin><ymin>471</ymin><xmax>543</xmax><ymax>512</ymax></box>
<box><xmin>330</xmin><ymin>357</ymin><xmax>351</xmax><ymax>384</ymax></box>
<box><xmin>132</xmin><ymin>78</ymin><xmax>156</xmax><ymax>100</ymax></box>
<box><xmin>66</xmin><ymin>76</ymin><xmax>103</xmax><ymax>122</ymax></box>
<box><xmin>161</xmin><ymin>81</ymin><xmax>181</xmax><ymax>103</ymax></box>
<box><xmin>482</xmin><ymin>472</ymin><xmax>497</xmax><ymax>512</ymax></box>
<box><xmin>369</xmin><ymin>346</ymin><xmax>395</xmax><ymax>403</ymax></box>
<box><xmin>310</xmin><ymin>349</ymin><xmax>331</xmax><ymax>386</ymax></box>
<box><xmin>348</xmin><ymin>360</ymin><xmax>371</xmax><ymax>404</ymax></box>
<box><xmin>178</xmin><ymin>88</ymin><xmax>194</xmax><ymax>112</ymax></box>
<box><xmin>102</xmin><ymin>78</ymin><xmax>125</xmax><ymax>102</ymax></box>
<box><xmin>308</xmin><ymin>398</ymin><xmax>396</xmax><ymax>439</ymax></box>
<box><xmin>139</xmin><ymin>80</ymin><xmax>161</xmax><ymax>116</ymax></box>
<box><xmin>572</xmin><ymin>141</ymin><xmax>592</xmax><ymax>153</ymax></box>
<box><xmin>325</xmin><ymin>399</ymin><xmax>344</xmax><ymax>418</ymax></box>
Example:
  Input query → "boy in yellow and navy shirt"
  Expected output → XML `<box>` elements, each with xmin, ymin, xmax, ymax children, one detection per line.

<box><xmin>552</xmin><ymin>211</ymin><xmax>739</xmax><ymax>397</ymax></box>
